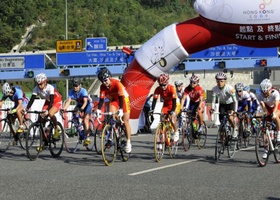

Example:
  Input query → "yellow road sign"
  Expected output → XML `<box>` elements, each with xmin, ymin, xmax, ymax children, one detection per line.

<box><xmin>56</xmin><ymin>40</ymin><xmax>82</xmax><ymax>52</ymax></box>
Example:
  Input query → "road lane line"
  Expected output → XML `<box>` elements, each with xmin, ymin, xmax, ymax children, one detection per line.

<box><xmin>128</xmin><ymin>158</ymin><xmax>202</xmax><ymax>176</ymax></box>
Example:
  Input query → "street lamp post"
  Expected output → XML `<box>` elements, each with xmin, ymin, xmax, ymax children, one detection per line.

<box><xmin>65</xmin><ymin>0</ymin><xmax>68</xmax><ymax>40</ymax></box>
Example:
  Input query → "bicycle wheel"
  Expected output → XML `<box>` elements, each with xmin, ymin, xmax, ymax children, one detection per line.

<box><xmin>273</xmin><ymin>140</ymin><xmax>280</xmax><ymax>163</ymax></box>
<box><xmin>154</xmin><ymin>123</ymin><xmax>165</xmax><ymax>162</ymax></box>
<box><xmin>49</xmin><ymin>122</ymin><xmax>64</xmax><ymax>158</ymax></box>
<box><xmin>25</xmin><ymin>123</ymin><xmax>42</xmax><ymax>161</ymax></box>
<box><xmin>182</xmin><ymin>121</ymin><xmax>192</xmax><ymax>151</ymax></box>
<box><xmin>255</xmin><ymin>128</ymin><xmax>268</xmax><ymax>167</ymax></box>
<box><xmin>237</xmin><ymin>120</ymin><xmax>244</xmax><ymax>150</ymax></box>
<box><xmin>18</xmin><ymin>118</ymin><xmax>33</xmax><ymax>149</ymax></box>
<box><xmin>118</xmin><ymin>126</ymin><xmax>130</xmax><ymax>162</ymax></box>
<box><xmin>85</xmin><ymin>119</ymin><xmax>96</xmax><ymax>151</ymax></box>
<box><xmin>0</xmin><ymin>119</ymin><xmax>13</xmax><ymax>152</ymax></box>
<box><xmin>94</xmin><ymin>123</ymin><xmax>102</xmax><ymax>155</ymax></box>
<box><xmin>227</xmin><ymin>127</ymin><xmax>237</xmax><ymax>158</ymax></box>
<box><xmin>197</xmin><ymin>121</ymin><xmax>207</xmax><ymax>149</ymax></box>
<box><xmin>215</xmin><ymin>127</ymin><xmax>225</xmax><ymax>161</ymax></box>
<box><xmin>101</xmin><ymin>124</ymin><xmax>117</xmax><ymax>166</ymax></box>
<box><xmin>168</xmin><ymin>128</ymin><xmax>177</xmax><ymax>158</ymax></box>
<box><xmin>64</xmin><ymin>120</ymin><xmax>79</xmax><ymax>153</ymax></box>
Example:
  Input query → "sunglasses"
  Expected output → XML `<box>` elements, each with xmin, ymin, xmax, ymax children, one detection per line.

<box><xmin>217</xmin><ymin>80</ymin><xmax>225</xmax><ymax>83</ymax></box>
<box><xmin>102</xmin><ymin>78</ymin><xmax>109</xmax><ymax>83</ymax></box>
<box><xmin>160</xmin><ymin>84</ymin><xmax>167</xmax><ymax>87</ymax></box>
<box><xmin>237</xmin><ymin>90</ymin><xmax>242</xmax><ymax>93</ymax></box>
<box><xmin>190</xmin><ymin>81</ymin><xmax>197</xmax><ymax>84</ymax></box>
<box><xmin>73</xmin><ymin>84</ymin><xmax>79</xmax><ymax>87</ymax></box>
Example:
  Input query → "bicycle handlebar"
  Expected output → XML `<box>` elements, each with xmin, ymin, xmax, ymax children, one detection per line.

<box><xmin>96</xmin><ymin>111</ymin><xmax>124</xmax><ymax>124</ymax></box>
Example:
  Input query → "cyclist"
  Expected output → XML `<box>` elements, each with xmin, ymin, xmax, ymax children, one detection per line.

<box><xmin>26</xmin><ymin>73</ymin><xmax>63</xmax><ymax>139</ymax></box>
<box><xmin>96</xmin><ymin>68</ymin><xmax>132</xmax><ymax>153</ymax></box>
<box><xmin>0</xmin><ymin>82</ymin><xmax>29</xmax><ymax>133</ymax></box>
<box><xmin>235</xmin><ymin>83</ymin><xmax>252</xmax><ymax>132</ymax></box>
<box><xmin>175</xmin><ymin>80</ymin><xmax>184</xmax><ymax>131</ymax></box>
<box><xmin>210</xmin><ymin>72</ymin><xmax>238</xmax><ymax>140</ymax></box>
<box><xmin>180</xmin><ymin>74</ymin><xmax>205</xmax><ymax>133</ymax></box>
<box><xmin>257</xmin><ymin>79</ymin><xmax>280</xmax><ymax>158</ymax></box>
<box><xmin>62</xmin><ymin>78</ymin><xmax>92</xmax><ymax>146</ymax></box>
<box><xmin>150</xmin><ymin>73</ymin><xmax>180</xmax><ymax>143</ymax></box>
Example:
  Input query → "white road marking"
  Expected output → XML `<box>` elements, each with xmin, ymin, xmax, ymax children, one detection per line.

<box><xmin>128</xmin><ymin>158</ymin><xmax>201</xmax><ymax>176</ymax></box>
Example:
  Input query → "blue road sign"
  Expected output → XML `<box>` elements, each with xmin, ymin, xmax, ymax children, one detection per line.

<box><xmin>57</xmin><ymin>51</ymin><xmax>134</xmax><ymax>66</ymax></box>
<box><xmin>189</xmin><ymin>45</ymin><xmax>278</xmax><ymax>59</ymax></box>
<box><xmin>85</xmin><ymin>37</ymin><xmax>107</xmax><ymax>51</ymax></box>
<box><xmin>0</xmin><ymin>54</ymin><xmax>45</xmax><ymax>70</ymax></box>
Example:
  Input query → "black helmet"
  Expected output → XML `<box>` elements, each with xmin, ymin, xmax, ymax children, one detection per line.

<box><xmin>97</xmin><ymin>68</ymin><xmax>111</xmax><ymax>81</ymax></box>
<box><xmin>73</xmin><ymin>78</ymin><xmax>81</xmax><ymax>86</ymax></box>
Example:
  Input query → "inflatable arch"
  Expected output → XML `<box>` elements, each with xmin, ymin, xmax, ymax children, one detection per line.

<box><xmin>121</xmin><ymin>0</ymin><xmax>280</xmax><ymax>132</ymax></box>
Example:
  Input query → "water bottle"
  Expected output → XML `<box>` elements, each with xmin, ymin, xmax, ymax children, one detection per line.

<box><xmin>192</xmin><ymin>120</ymin><xmax>198</xmax><ymax>132</ymax></box>
<box><xmin>270</xmin><ymin>130</ymin><xmax>274</xmax><ymax>140</ymax></box>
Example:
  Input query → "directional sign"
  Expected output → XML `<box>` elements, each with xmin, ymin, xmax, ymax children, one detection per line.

<box><xmin>57</xmin><ymin>51</ymin><xmax>134</xmax><ymax>66</ymax></box>
<box><xmin>189</xmin><ymin>44</ymin><xmax>278</xmax><ymax>59</ymax></box>
<box><xmin>0</xmin><ymin>54</ymin><xmax>45</xmax><ymax>70</ymax></box>
<box><xmin>85</xmin><ymin>37</ymin><xmax>107</xmax><ymax>51</ymax></box>
<box><xmin>56</xmin><ymin>39</ymin><xmax>83</xmax><ymax>53</ymax></box>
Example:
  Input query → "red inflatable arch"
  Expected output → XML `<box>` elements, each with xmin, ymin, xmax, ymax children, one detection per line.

<box><xmin>121</xmin><ymin>0</ymin><xmax>280</xmax><ymax>132</ymax></box>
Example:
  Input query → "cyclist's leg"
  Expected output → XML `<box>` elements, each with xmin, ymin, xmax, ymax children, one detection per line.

<box><xmin>121</xmin><ymin>97</ymin><xmax>132</xmax><ymax>153</ymax></box>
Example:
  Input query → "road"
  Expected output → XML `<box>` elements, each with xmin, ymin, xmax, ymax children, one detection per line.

<box><xmin>0</xmin><ymin>127</ymin><xmax>279</xmax><ymax>200</ymax></box>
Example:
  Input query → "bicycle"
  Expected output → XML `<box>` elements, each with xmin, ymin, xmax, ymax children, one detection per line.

<box><xmin>153</xmin><ymin>112</ymin><xmax>178</xmax><ymax>162</ymax></box>
<box><xmin>25</xmin><ymin>110</ymin><xmax>64</xmax><ymax>161</ymax></box>
<box><xmin>181</xmin><ymin>109</ymin><xmax>207</xmax><ymax>151</ymax></box>
<box><xmin>236</xmin><ymin>111</ymin><xmax>252</xmax><ymax>149</ymax></box>
<box><xmin>254</xmin><ymin>114</ymin><xmax>280</xmax><ymax>167</ymax></box>
<box><xmin>214</xmin><ymin>112</ymin><xmax>237</xmax><ymax>161</ymax></box>
<box><xmin>97</xmin><ymin>111</ymin><xmax>130</xmax><ymax>166</ymax></box>
<box><xmin>0</xmin><ymin>108</ymin><xmax>32</xmax><ymax>151</ymax></box>
<box><xmin>62</xmin><ymin>109</ymin><xmax>96</xmax><ymax>153</ymax></box>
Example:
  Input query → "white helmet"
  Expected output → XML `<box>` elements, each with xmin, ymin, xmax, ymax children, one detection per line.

<box><xmin>260</xmin><ymin>79</ymin><xmax>272</xmax><ymax>93</ymax></box>
<box><xmin>2</xmin><ymin>82</ymin><xmax>12</xmax><ymax>96</ymax></box>
<box><xmin>174</xmin><ymin>80</ymin><xmax>183</xmax><ymax>86</ymax></box>
<box><xmin>35</xmin><ymin>73</ymin><xmax>47</xmax><ymax>84</ymax></box>
<box><xmin>235</xmin><ymin>83</ymin><xmax>244</xmax><ymax>91</ymax></box>
<box><xmin>215</xmin><ymin>72</ymin><xmax>227</xmax><ymax>80</ymax></box>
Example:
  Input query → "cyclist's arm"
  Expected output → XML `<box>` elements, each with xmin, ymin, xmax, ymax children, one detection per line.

<box><xmin>151</xmin><ymin>97</ymin><xmax>157</xmax><ymax>111</ymax></box>
<box><xmin>231</xmin><ymin>94</ymin><xmax>238</xmax><ymax>112</ymax></box>
<box><xmin>211</xmin><ymin>93</ymin><xmax>217</xmax><ymax>111</ymax></box>
<box><xmin>273</xmin><ymin>99</ymin><xmax>279</xmax><ymax>114</ymax></box>
<box><xmin>171</xmin><ymin>98</ymin><xmax>176</xmax><ymax>112</ymax></box>
<box><xmin>118</xmin><ymin>96</ymin><xmax>123</xmax><ymax>110</ymax></box>
<box><xmin>26</xmin><ymin>94</ymin><xmax>36</xmax><ymax>110</ymax></box>
<box><xmin>97</xmin><ymin>98</ymin><xmax>104</xmax><ymax>110</ymax></box>
<box><xmin>80</xmin><ymin>97</ymin><xmax>88</xmax><ymax>111</ymax></box>
<box><xmin>180</xmin><ymin>93</ymin><xmax>187</xmax><ymax>110</ymax></box>
<box><xmin>14</xmin><ymin>99</ymin><xmax>23</xmax><ymax>111</ymax></box>
<box><xmin>0</xmin><ymin>98</ymin><xmax>5</xmax><ymax>107</ymax></box>
<box><xmin>63</xmin><ymin>97</ymin><xmax>72</xmax><ymax>110</ymax></box>
<box><xmin>47</xmin><ymin>94</ymin><xmax>54</xmax><ymax>110</ymax></box>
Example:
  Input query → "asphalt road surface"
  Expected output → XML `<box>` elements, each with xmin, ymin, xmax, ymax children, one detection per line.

<box><xmin>0</xmin><ymin>126</ymin><xmax>279</xmax><ymax>200</ymax></box>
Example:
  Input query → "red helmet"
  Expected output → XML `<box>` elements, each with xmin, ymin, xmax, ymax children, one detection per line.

<box><xmin>190</xmin><ymin>74</ymin><xmax>199</xmax><ymax>83</ymax></box>
<box><xmin>158</xmin><ymin>73</ymin><xmax>169</xmax><ymax>85</ymax></box>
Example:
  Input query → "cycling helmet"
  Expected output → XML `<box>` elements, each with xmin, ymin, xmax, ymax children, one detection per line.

<box><xmin>190</xmin><ymin>74</ymin><xmax>199</xmax><ymax>83</ymax></box>
<box><xmin>35</xmin><ymin>73</ymin><xmax>47</xmax><ymax>84</ymax></box>
<box><xmin>2</xmin><ymin>82</ymin><xmax>12</xmax><ymax>96</ymax></box>
<box><xmin>97</xmin><ymin>68</ymin><xmax>111</xmax><ymax>81</ymax></box>
<box><xmin>73</xmin><ymin>78</ymin><xmax>81</xmax><ymax>86</ymax></box>
<box><xmin>243</xmin><ymin>86</ymin><xmax>250</xmax><ymax>92</ymax></box>
<box><xmin>174</xmin><ymin>80</ymin><xmax>183</xmax><ymax>86</ymax></box>
<box><xmin>158</xmin><ymin>73</ymin><xmax>169</xmax><ymax>85</ymax></box>
<box><xmin>215</xmin><ymin>72</ymin><xmax>227</xmax><ymax>80</ymax></box>
<box><xmin>235</xmin><ymin>83</ymin><xmax>244</xmax><ymax>91</ymax></box>
<box><xmin>260</xmin><ymin>78</ymin><xmax>272</xmax><ymax>93</ymax></box>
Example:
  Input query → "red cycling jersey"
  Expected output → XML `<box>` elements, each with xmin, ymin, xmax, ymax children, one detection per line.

<box><xmin>183</xmin><ymin>85</ymin><xmax>204</xmax><ymax>103</ymax></box>
<box><xmin>153</xmin><ymin>84</ymin><xmax>177</xmax><ymax>107</ymax></box>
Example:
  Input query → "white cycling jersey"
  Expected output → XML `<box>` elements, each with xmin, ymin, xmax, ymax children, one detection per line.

<box><xmin>236</xmin><ymin>90</ymin><xmax>251</xmax><ymax>102</ymax></box>
<box><xmin>212</xmin><ymin>84</ymin><xmax>238</xmax><ymax>111</ymax></box>
<box><xmin>257</xmin><ymin>89</ymin><xmax>280</xmax><ymax>108</ymax></box>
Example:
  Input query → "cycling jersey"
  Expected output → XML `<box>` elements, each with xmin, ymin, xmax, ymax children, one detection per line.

<box><xmin>32</xmin><ymin>84</ymin><xmax>62</xmax><ymax>110</ymax></box>
<box><xmin>183</xmin><ymin>85</ymin><xmax>204</xmax><ymax>103</ymax></box>
<box><xmin>153</xmin><ymin>84</ymin><xmax>180</xmax><ymax>114</ymax></box>
<box><xmin>248</xmin><ymin>91</ymin><xmax>260</xmax><ymax>113</ymax></box>
<box><xmin>236</xmin><ymin>90</ymin><xmax>251</xmax><ymax>112</ymax></box>
<box><xmin>1</xmin><ymin>87</ymin><xmax>29</xmax><ymax>108</ymax></box>
<box><xmin>257</xmin><ymin>89</ymin><xmax>280</xmax><ymax>109</ymax></box>
<box><xmin>68</xmin><ymin>87</ymin><xmax>92</xmax><ymax>114</ymax></box>
<box><xmin>99</xmin><ymin>78</ymin><xmax>130</xmax><ymax>112</ymax></box>
<box><xmin>212</xmin><ymin>84</ymin><xmax>238</xmax><ymax>112</ymax></box>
